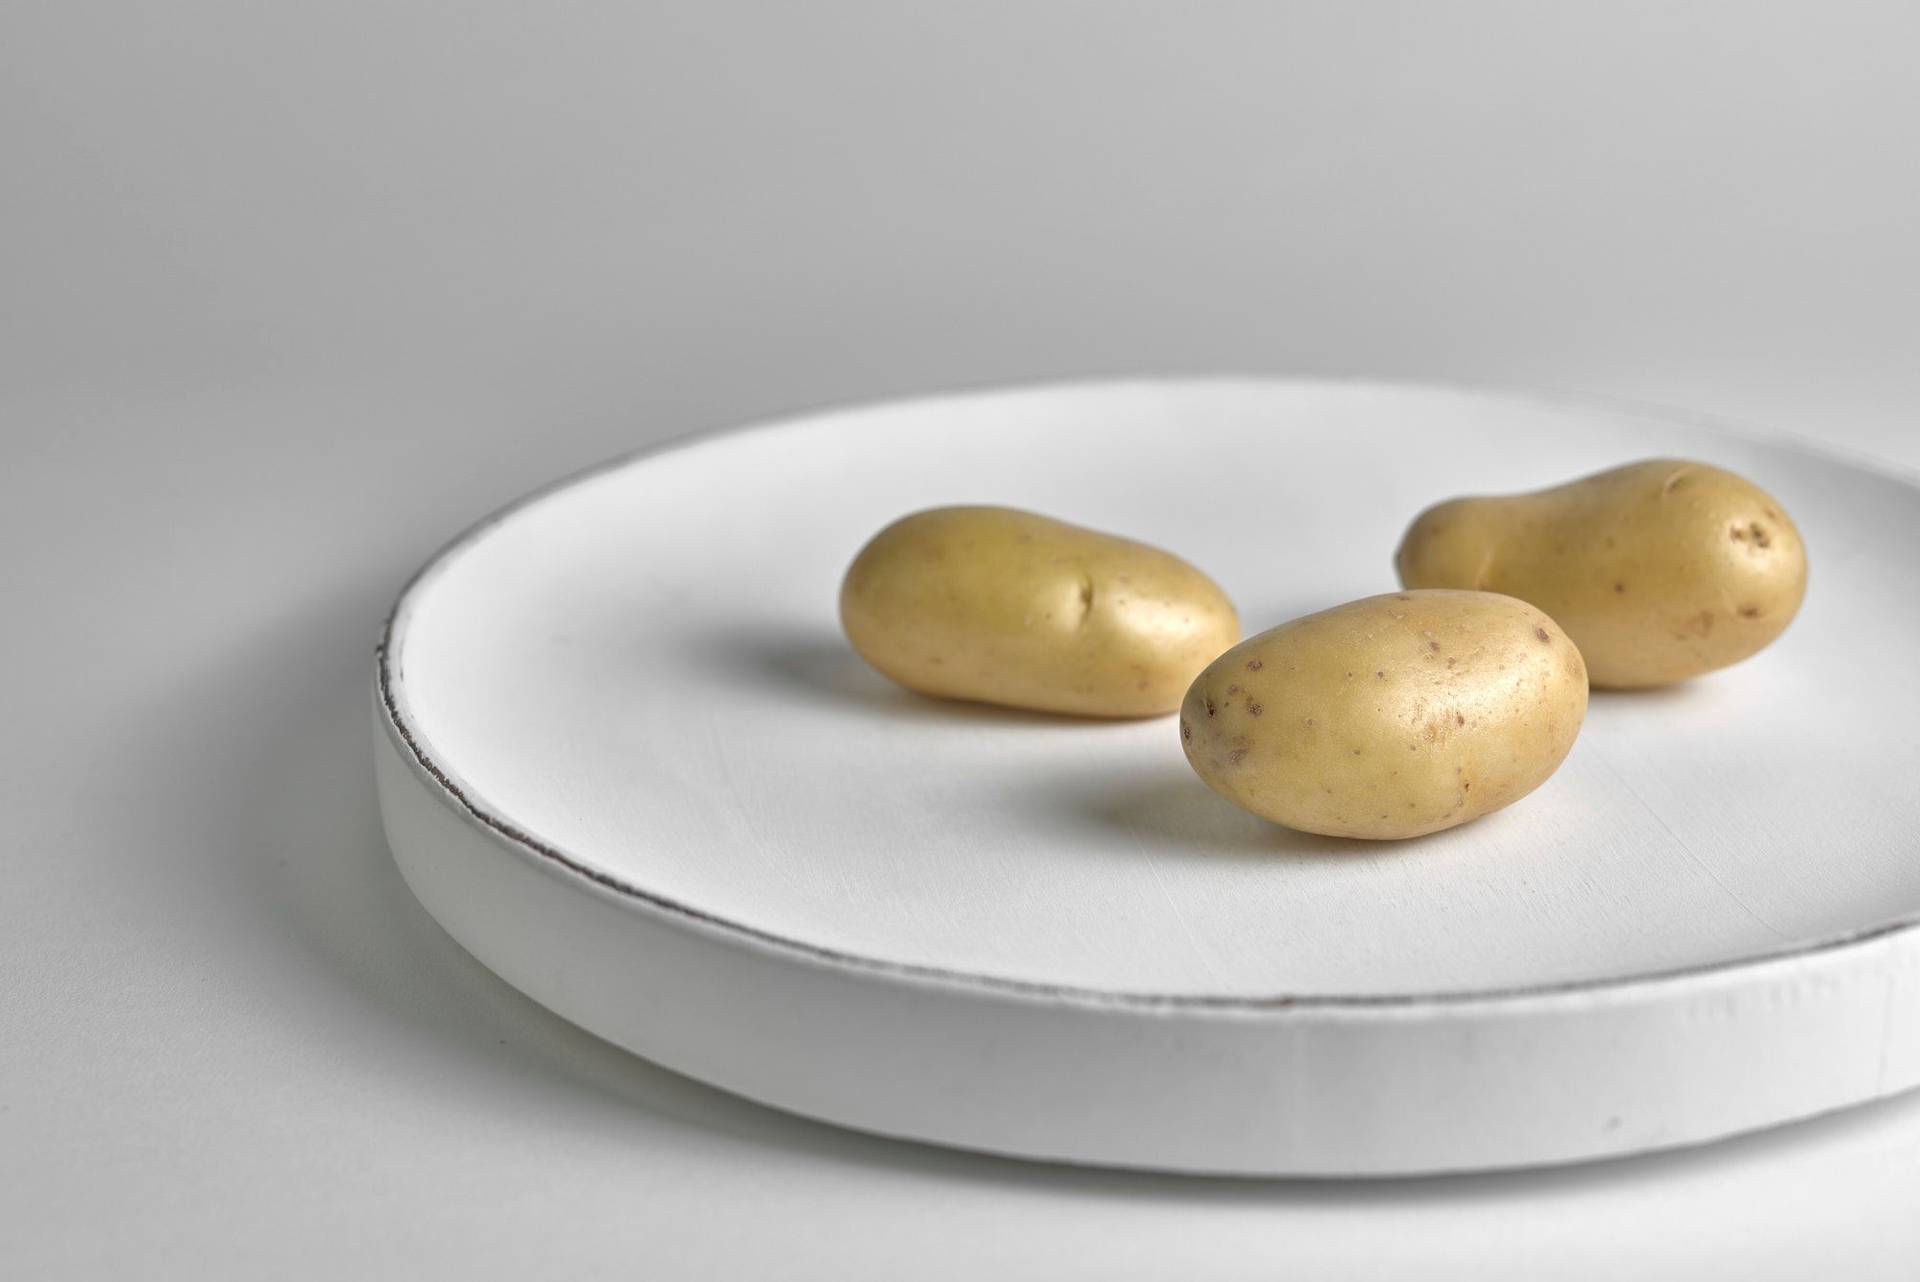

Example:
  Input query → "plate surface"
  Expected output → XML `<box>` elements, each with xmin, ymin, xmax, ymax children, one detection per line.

<box><xmin>374</xmin><ymin>380</ymin><xmax>1920</xmax><ymax>1174</ymax></box>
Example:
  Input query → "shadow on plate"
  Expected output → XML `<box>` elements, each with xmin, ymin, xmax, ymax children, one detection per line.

<box><xmin>1015</xmin><ymin>761</ymin><xmax>1388</xmax><ymax>863</ymax></box>
<box><xmin>1587</xmin><ymin>680</ymin><xmax>1713</xmax><ymax>706</ymax></box>
<box><xmin>684</xmin><ymin>622</ymin><xmax>1129</xmax><ymax>729</ymax></box>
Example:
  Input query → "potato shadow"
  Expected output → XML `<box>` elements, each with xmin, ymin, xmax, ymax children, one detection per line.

<box><xmin>1013</xmin><ymin>760</ymin><xmax>1508</xmax><ymax>877</ymax></box>
<box><xmin>686</xmin><ymin>622</ymin><xmax>1136</xmax><ymax>730</ymax></box>
<box><xmin>1041</xmin><ymin>763</ymin><xmax>1380</xmax><ymax>862</ymax></box>
<box><xmin>1588</xmin><ymin>680</ymin><xmax>1712</xmax><ymax>706</ymax></box>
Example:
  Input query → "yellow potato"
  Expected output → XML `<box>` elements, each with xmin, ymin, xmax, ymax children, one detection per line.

<box><xmin>840</xmin><ymin>506</ymin><xmax>1239</xmax><ymax>717</ymax></box>
<box><xmin>1395</xmin><ymin>459</ymin><xmax>1807</xmax><ymax>688</ymax></box>
<box><xmin>1180</xmin><ymin>590</ymin><xmax>1587</xmax><ymax>840</ymax></box>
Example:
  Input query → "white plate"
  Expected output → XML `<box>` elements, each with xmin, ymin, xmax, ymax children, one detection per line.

<box><xmin>373</xmin><ymin>380</ymin><xmax>1920</xmax><ymax>1176</ymax></box>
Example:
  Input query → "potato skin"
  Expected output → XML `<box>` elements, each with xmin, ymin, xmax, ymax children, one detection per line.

<box><xmin>1180</xmin><ymin>591</ymin><xmax>1587</xmax><ymax>840</ymax></box>
<box><xmin>840</xmin><ymin>506</ymin><xmax>1239</xmax><ymax>717</ymax></box>
<box><xmin>1395</xmin><ymin>459</ymin><xmax>1807</xmax><ymax>688</ymax></box>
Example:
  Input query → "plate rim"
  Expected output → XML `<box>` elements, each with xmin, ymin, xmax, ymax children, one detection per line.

<box><xmin>377</xmin><ymin>374</ymin><xmax>1920</xmax><ymax>1014</ymax></box>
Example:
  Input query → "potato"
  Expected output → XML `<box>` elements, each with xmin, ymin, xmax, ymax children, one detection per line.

<box><xmin>1180</xmin><ymin>590</ymin><xmax>1587</xmax><ymax>839</ymax></box>
<box><xmin>840</xmin><ymin>506</ymin><xmax>1239</xmax><ymax>717</ymax></box>
<box><xmin>1394</xmin><ymin>459</ymin><xmax>1807</xmax><ymax>688</ymax></box>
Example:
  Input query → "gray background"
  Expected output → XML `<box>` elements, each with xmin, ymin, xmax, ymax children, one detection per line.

<box><xmin>5</xmin><ymin>2</ymin><xmax>1918</xmax><ymax>1276</ymax></box>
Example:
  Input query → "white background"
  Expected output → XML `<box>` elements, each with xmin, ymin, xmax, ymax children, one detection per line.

<box><xmin>5</xmin><ymin>3</ymin><xmax>1919</xmax><ymax>1276</ymax></box>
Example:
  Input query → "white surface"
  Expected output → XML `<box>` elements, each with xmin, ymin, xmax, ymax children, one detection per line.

<box><xmin>8</xmin><ymin>0</ymin><xmax>1920</xmax><ymax>1273</ymax></box>
<box><xmin>376</xmin><ymin>381</ymin><xmax>1920</xmax><ymax>1174</ymax></box>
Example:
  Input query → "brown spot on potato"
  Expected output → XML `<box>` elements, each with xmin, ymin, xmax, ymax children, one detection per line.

<box><xmin>1247</xmin><ymin>701</ymin><xmax>1264</xmax><ymax>716</ymax></box>
<box><xmin>1228</xmin><ymin>747</ymin><xmax>1249</xmax><ymax>765</ymax></box>
<box><xmin>1246</xmin><ymin>659</ymin><xmax>1264</xmax><ymax>671</ymax></box>
<box><xmin>1455</xmin><ymin>712</ymin><xmax>1465</xmax><ymax>726</ymax></box>
<box><xmin>1739</xmin><ymin>604</ymin><xmax>1763</xmax><ymax>619</ymax></box>
<box><xmin>1226</xmin><ymin>683</ymin><xmax>1240</xmax><ymax>695</ymax></box>
<box><xmin>1534</xmin><ymin>626</ymin><xmax>1551</xmax><ymax>642</ymax></box>
<box><xmin>1428</xmin><ymin>639</ymin><xmax>1441</xmax><ymax>652</ymax></box>
<box><xmin>1613</xmin><ymin>582</ymin><xmax>1626</xmax><ymax>594</ymax></box>
<box><xmin>1205</xmin><ymin>696</ymin><xmax>1217</xmax><ymax>717</ymax></box>
<box><xmin>1180</xmin><ymin>719</ymin><xmax>1191</xmax><ymax>742</ymax></box>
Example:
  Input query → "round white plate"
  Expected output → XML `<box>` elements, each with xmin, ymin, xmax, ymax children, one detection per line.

<box><xmin>373</xmin><ymin>380</ymin><xmax>1920</xmax><ymax>1176</ymax></box>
